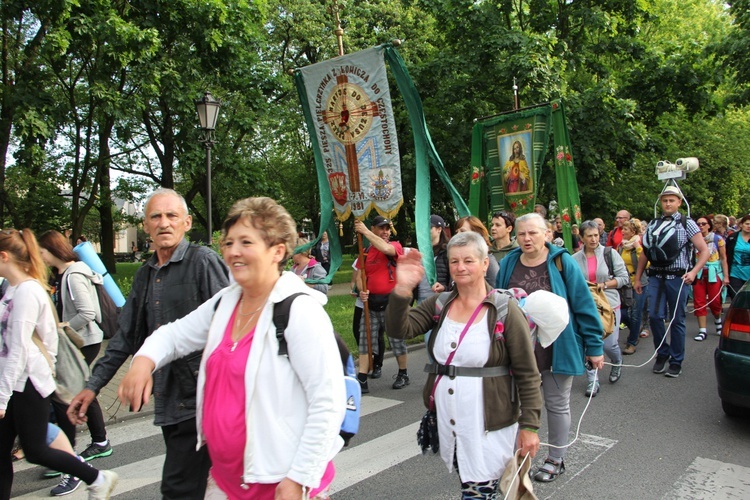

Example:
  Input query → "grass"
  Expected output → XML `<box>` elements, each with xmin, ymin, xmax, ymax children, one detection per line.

<box><xmin>323</xmin><ymin>293</ymin><xmax>424</xmax><ymax>359</ymax></box>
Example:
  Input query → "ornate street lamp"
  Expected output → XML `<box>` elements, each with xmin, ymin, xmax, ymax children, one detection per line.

<box><xmin>195</xmin><ymin>91</ymin><xmax>221</xmax><ymax>245</ymax></box>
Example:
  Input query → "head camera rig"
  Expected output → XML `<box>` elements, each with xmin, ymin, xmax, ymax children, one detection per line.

<box><xmin>653</xmin><ymin>157</ymin><xmax>699</xmax><ymax>218</ymax></box>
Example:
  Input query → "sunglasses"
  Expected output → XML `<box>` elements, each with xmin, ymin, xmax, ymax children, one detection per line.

<box><xmin>697</xmin><ymin>222</ymin><xmax>709</xmax><ymax>226</ymax></box>
<box><xmin>493</xmin><ymin>211</ymin><xmax>510</xmax><ymax>219</ymax></box>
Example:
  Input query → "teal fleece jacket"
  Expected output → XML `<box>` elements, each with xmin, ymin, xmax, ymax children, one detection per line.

<box><xmin>495</xmin><ymin>243</ymin><xmax>604</xmax><ymax>376</ymax></box>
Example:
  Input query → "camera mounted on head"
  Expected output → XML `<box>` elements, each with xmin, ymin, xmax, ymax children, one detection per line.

<box><xmin>653</xmin><ymin>157</ymin><xmax>699</xmax><ymax>218</ymax></box>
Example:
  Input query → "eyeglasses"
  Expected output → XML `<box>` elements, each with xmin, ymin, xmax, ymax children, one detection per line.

<box><xmin>697</xmin><ymin>222</ymin><xmax>709</xmax><ymax>226</ymax></box>
<box><xmin>615</xmin><ymin>216</ymin><xmax>629</xmax><ymax>220</ymax></box>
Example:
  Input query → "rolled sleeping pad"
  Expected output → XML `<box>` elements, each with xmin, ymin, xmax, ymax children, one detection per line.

<box><xmin>73</xmin><ymin>242</ymin><xmax>127</xmax><ymax>307</ymax></box>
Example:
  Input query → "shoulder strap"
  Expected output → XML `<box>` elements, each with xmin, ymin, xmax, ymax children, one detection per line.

<box><xmin>275</xmin><ymin>292</ymin><xmax>306</xmax><ymax>357</ymax></box>
<box><xmin>554</xmin><ymin>254</ymin><xmax>564</xmax><ymax>278</ymax></box>
<box><xmin>604</xmin><ymin>247</ymin><xmax>614</xmax><ymax>278</ymax></box>
<box><xmin>433</xmin><ymin>291</ymin><xmax>451</xmax><ymax>320</ymax></box>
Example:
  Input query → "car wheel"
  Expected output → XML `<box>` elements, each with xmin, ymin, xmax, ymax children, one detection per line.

<box><xmin>722</xmin><ymin>400</ymin><xmax>749</xmax><ymax>418</ymax></box>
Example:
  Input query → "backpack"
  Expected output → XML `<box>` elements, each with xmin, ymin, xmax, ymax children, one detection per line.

<box><xmin>274</xmin><ymin>293</ymin><xmax>360</xmax><ymax>447</ymax></box>
<box><xmin>643</xmin><ymin>216</ymin><xmax>691</xmax><ymax>269</ymax></box>
<box><xmin>554</xmin><ymin>255</ymin><xmax>615</xmax><ymax>338</ymax></box>
<box><xmin>67</xmin><ymin>271</ymin><xmax>119</xmax><ymax>339</ymax></box>
<box><xmin>603</xmin><ymin>247</ymin><xmax>634</xmax><ymax>308</ymax></box>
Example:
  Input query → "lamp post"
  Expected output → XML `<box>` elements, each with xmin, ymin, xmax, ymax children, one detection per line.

<box><xmin>195</xmin><ymin>91</ymin><xmax>221</xmax><ymax>245</ymax></box>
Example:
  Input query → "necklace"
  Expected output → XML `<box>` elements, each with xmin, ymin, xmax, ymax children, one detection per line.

<box><xmin>237</xmin><ymin>296</ymin><xmax>264</xmax><ymax>317</ymax></box>
<box><xmin>230</xmin><ymin>299</ymin><xmax>265</xmax><ymax>352</ymax></box>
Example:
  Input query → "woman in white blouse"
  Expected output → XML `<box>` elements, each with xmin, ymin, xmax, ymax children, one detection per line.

<box><xmin>0</xmin><ymin>229</ymin><xmax>117</xmax><ymax>499</ymax></box>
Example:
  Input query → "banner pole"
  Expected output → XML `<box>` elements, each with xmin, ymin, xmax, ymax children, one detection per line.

<box><xmin>332</xmin><ymin>0</ymin><xmax>374</xmax><ymax>371</ymax></box>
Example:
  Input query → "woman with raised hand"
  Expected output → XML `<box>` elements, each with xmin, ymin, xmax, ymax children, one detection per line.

<box><xmin>0</xmin><ymin>229</ymin><xmax>117</xmax><ymax>500</ymax></box>
<box><xmin>118</xmin><ymin>197</ymin><xmax>345</xmax><ymax>500</ymax></box>
<box><xmin>454</xmin><ymin>215</ymin><xmax>500</xmax><ymax>285</ymax></box>
<box><xmin>496</xmin><ymin>213</ymin><xmax>604</xmax><ymax>484</ymax></box>
<box><xmin>386</xmin><ymin>231</ymin><xmax>542</xmax><ymax>498</ymax></box>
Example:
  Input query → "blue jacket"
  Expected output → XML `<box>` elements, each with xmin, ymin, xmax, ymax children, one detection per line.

<box><xmin>496</xmin><ymin>243</ymin><xmax>604</xmax><ymax>376</ymax></box>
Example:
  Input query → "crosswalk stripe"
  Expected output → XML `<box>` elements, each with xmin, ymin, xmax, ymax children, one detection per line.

<box><xmin>360</xmin><ymin>395</ymin><xmax>402</xmax><ymax>417</ymax></box>
<box><xmin>18</xmin><ymin>454</ymin><xmax>166</xmax><ymax>498</ymax></box>
<box><xmin>331</xmin><ymin>420</ymin><xmax>421</xmax><ymax>494</ymax></box>
<box><xmin>13</xmin><ymin>417</ymin><xmax>161</xmax><ymax>473</ymax></box>
<box><xmin>665</xmin><ymin>457</ymin><xmax>750</xmax><ymax>499</ymax></box>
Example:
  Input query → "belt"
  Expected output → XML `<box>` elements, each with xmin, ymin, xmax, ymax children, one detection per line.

<box><xmin>424</xmin><ymin>363</ymin><xmax>510</xmax><ymax>378</ymax></box>
<box><xmin>647</xmin><ymin>268</ymin><xmax>686</xmax><ymax>278</ymax></box>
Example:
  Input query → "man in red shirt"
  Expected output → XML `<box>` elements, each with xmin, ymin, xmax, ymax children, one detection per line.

<box><xmin>607</xmin><ymin>210</ymin><xmax>631</xmax><ymax>248</ymax></box>
<box><xmin>354</xmin><ymin>216</ymin><xmax>408</xmax><ymax>393</ymax></box>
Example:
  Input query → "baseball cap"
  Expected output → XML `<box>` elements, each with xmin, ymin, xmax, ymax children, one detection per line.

<box><xmin>430</xmin><ymin>214</ymin><xmax>446</xmax><ymax>228</ymax></box>
<box><xmin>659</xmin><ymin>186</ymin><xmax>683</xmax><ymax>200</ymax></box>
<box><xmin>372</xmin><ymin>215</ymin><xmax>391</xmax><ymax>227</ymax></box>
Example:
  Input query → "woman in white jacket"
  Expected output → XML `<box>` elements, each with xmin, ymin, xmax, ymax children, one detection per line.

<box><xmin>38</xmin><ymin>230</ymin><xmax>111</xmax><ymax>464</ymax></box>
<box><xmin>119</xmin><ymin>197</ymin><xmax>345</xmax><ymax>500</ymax></box>
<box><xmin>0</xmin><ymin>228</ymin><xmax>117</xmax><ymax>500</ymax></box>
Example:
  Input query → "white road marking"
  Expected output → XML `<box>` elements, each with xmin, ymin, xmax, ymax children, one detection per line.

<box><xmin>331</xmin><ymin>421</ymin><xmax>421</xmax><ymax>494</ymax></box>
<box><xmin>664</xmin><ymin>457</ymin><xmax>750</xmax><ymax>500</ymax></box>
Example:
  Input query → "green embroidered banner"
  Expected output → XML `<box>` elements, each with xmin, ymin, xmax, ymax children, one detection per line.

<box><xmin>469</xmin><ymin>100</ymin><xmax>581</xmax><ymax>252</ymax></box>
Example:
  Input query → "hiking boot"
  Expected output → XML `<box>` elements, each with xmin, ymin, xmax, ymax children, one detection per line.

<box><xmin>392</xmin><ymin>373</ymin><xmax>410</xmax><ymax>389</ymax></box>
<box><xmin>665</xmin><ymin>364</ymin><xmax>682</xmax><ymax>378</ymax></box>
<box><xmin>653</xmin><ymin>357</ymin><xmax>668</xmax><ymax>374</ymax></box>
<box><xmin>585</xmin><ymin>381</ymin><xmax>599</xmax><ymax>397</ymax></box>
<box><xmin>80</xmin><ymin>441</ymin><xmax>113</xmax><ymax>462</ymax></box>
<box><xmin>622</xmin><ymin>344</ymin><xmax>636</xmax><ymax>355</ymax></box>
<box><xmin>51</xmin><ymin>474</ymin><xmax>82</xmax><ymax>496</ymax></box>
<box><xmin>609</xmin><ymin>365</ymin><xmax>622</xmax><ymax>383</ymax></box>
<box><xmin>87</xmin><ymin>470</ymin><xmax>118</xmax><ymax>500</ymax></box>
<box><xmin>370</xmin><ymin>366</ymin><xmax>382</xmax><ymax>379</ymax></box>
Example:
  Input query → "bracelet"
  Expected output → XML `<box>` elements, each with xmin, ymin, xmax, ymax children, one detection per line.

<box><xmin>520</xmin><ymin>427</ymin><xmax>539</xmax><ymax>434</ymax></box>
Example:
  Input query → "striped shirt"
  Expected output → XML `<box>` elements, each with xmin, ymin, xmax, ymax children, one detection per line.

<box><xmin>646</xmin><ymin>212</ymin><xmax>700</xmax><ymax>275</ymax></box>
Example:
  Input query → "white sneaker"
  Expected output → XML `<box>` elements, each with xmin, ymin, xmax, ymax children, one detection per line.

<box><xmin>87</xmin><ymin>470</ymin><xmax>118</xmax><ymax>500</ymax></box>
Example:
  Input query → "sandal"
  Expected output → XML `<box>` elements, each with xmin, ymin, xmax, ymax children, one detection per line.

<box><xmin>694</xmin><ymin>332</ymin><xmax>707</xmax><ymax>341</ymax></box>
<box><xmin>533</xmin><ymin>457</ymin><xmax>565</xmax><ymax>483</ymax></box>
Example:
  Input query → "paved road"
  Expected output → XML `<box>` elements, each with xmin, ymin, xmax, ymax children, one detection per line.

<box><xmin>11</xmin><ymin>308</ymin><xmax>750</xmax><ymax>499</ymax></box>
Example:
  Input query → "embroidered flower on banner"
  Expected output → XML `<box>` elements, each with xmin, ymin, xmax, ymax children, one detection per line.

<box><xmin>471</xmin><ymin>167</ymin><xmax>480</xmax><ymax>184</ymax></box>
<box><xmin>494</xmin><ymin>321</ymin><xmax>505</xmax><ymax>342</ymax></box>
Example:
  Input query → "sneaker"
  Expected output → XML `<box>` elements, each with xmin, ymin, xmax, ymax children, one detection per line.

<box><xmin>370</xmin><ymin>366</ymin><xmax>382</xmax><ymax>379</ymax></box>
<box><xmin>392</xmin><ymin>373</ymin><xmax>410</xmax><ymax>390</ymax></box>
<box><xmin>43</xmin><ymin>468</ymin><xmax>62</xmax><ymax>478</ymax></box>
<box><xmin>359</xmin><ymin>378</ymin><xmax>369</xmax><ymax>394</ymax></box>
<box><xmin>640</xmin><ymin>330</ymin><xmax>650</xmax><ymax>338</ymax></box>
<box><xmin>622</xmin><ymin>344</ymin><xmax>636</xmax><ymax>355</ymax></box>
<box><xmin>51</xmin><ymin>474</ymin><xmax>82</xmax><ymax>496</ymax></box>
<box><xmin>653</xmin><ymin>357</ymin><xmax>668</xmax><ymax>374</ymax></box>
<box><xmin>619</xmin><ymin>322</ymin><xmax>626</xmax><ymax>330</ymax></box>
<box><xmin>609</xmin><ymin>365</ymin><xmax>622</xmax><ymax>384</ymax></box>
<box><xmin>694</xmin><ymin>332</ymin><xmax>707</xmax><ymax>341</ymax></box>
<box><xmin>87</xmin><ymin>470</ymin><xmax>118</xmax><ymax>500</ymax></box>
<box><xmin>665</xmin><ymin>364</ymin><xmax>682</xmax><ymax>378</ymax></box>
<box><xmin>80</xmin><ymin>441</ymin><xmax>113</xmax><ymax>462</ymax></box>
<box><xmin>584</xmin><ymin>381</ymin><xmax>599</xmax><ymax>397</ymax></box>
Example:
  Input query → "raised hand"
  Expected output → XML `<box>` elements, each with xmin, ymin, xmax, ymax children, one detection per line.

<box><xmin>393</xmin><ymin>250</ymin><xmax>425</xmax><ymax>297</ymax></box>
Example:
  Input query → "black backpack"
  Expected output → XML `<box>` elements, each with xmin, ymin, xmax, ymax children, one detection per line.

<box><xmin>643</xmin><ymin>216</ymin><xmax>690</xmax><ymax>269</ymax></box>
<box><xmin>274</xmin><ymin>292</ymin><xmax>360</xmax><ymax>446</ymax></box>
<box><xmin>68</xmin><ymin>272</ymin><xmax>119</xmax><ymax>339</ymax></box>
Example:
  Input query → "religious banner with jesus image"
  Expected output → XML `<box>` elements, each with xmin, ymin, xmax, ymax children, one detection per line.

<box><xmin>296</xmin><ymin>46</ymin><xmax>402</xmax><ymax>221</ymax></box>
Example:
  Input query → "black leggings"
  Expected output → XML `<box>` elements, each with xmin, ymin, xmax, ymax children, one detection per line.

<box><xmin>51</xmin><ymin>342</ymin><xmax>107</xmax><ymax>446</ymax></box>
<box><xmin>0</xmin><ymin>381</ymin><xmax>99</xmax><ymax>499</ymax></box>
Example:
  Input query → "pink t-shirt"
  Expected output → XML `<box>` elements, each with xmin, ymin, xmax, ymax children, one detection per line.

<box><xmin>203</xmin><ymin>304</ymin><xmax>335</xmax><ymax>498</ymax></box>
<box><xmin>586</xmin><ymin>255</ymin><xmax>598</xmax><ymax>282</ymax></box>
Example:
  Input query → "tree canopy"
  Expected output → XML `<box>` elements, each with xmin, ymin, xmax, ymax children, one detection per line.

<box><xmin>1</xmin><ymin>0</ymin><xmax>746</xmax><ymax>257</ymax></box>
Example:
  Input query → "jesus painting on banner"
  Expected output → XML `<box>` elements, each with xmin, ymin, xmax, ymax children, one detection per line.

<box><xmin>499</xmin><ymin>132</ymin><xmax>532</xmax><ymax>195</ymax></box>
